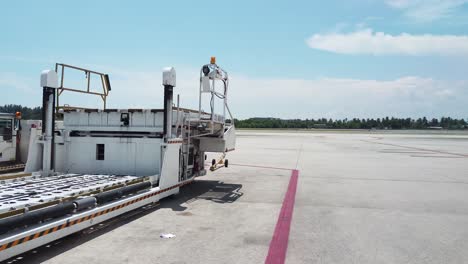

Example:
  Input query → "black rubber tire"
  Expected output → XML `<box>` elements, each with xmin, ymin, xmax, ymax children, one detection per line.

<box><xmin>224</xmin><ymin>159</ymin><xmax>229</xmax><ymax>168</ymax></box>
<box><xmin>205</xmin><ymin>154</ymin><xmax>207</xmax><ymax>160</ymax></box>
<box><xmin>212</xmin><ymin>159</ymin><xmax>216</xmax><ymax>166</ymax></box>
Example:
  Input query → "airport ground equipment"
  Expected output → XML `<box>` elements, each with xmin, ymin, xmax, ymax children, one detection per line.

<box><xmin>0</xmin><ymin>113</ymin><xmax>16</xmax><ymax>164</ymax></box>
<box><xmin>0</xmin><ymin>112</ymin><xmax>25</xmax><ymax>172</ymax></box>
<box><xmin>210</xmin><ymin>153</ymin><xmax>228</xmax><ymax>171</ymax></box>
<box><xmin>0</xmin><ymin>58</ymin><xmax>236</xmax><ymax>261</ymax></box>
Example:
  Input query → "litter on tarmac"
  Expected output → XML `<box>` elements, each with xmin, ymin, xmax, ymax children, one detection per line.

<box><xmin>160</xmin><ymin>233</ymin><xmax>176</xmax><ymax>239</ymax></box>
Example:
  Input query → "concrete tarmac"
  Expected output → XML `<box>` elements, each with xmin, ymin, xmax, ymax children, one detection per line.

<box><xmin>6</xmin><ymin>130</ymin><xmax>468</xmax><ymax>264</ymax></box>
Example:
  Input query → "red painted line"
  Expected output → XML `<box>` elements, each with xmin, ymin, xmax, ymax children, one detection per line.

<box><xmin>265</xmin><ymin>169</ymin><xmax>299</xmax><ymax>264</ymax></box>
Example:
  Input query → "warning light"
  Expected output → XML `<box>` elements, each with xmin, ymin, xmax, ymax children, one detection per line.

<box><xmin>210</xmin><ymin>57</ymin><xmax>216</xmax><ymax>64</ymax></box>
<box><xmin>15</xmin><ymin>112</ymin><xmax>22</xmax><ymax>120</ymax></box>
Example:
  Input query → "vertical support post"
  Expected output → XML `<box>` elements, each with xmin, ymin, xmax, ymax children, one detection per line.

<box><xmin>162</xmin><ymin>67</ymin><xmax>176</xmax><ymax>142</ymax></box>
<box><xmin>199</xmin><ymin>71</ymin><xmax>202</xmax><ymax>120</ymax></box>
<box><xmin>211</xmin><ymin>78</ymin><xmax>215</xmax><ymax>122</ymax></box>
<box><xmin>163</xmin><ymin>84</ymin><xmax>173</xmax><ymax>141</ymax></box>
<box><xmin>60</xmin><ymin>65</ymin><xmax>64</xmax><ymax>87</ymax></box>
<box><xmin>42</xmin><ymin>87</ymin><xmax>56</xmax><ymax>173</ymax></box>
<box><xmin>176</xmin><ymin>94</ymin><xmax>180</xmax><ymax>137</ymax></box>
<box><xmin>58</xmin><ymin>65</ymin><xmax>64</xmax><ymax>112</ymax></box>
<box><xmin>14</xmin><ymin>113</ymin><xmax>21</xmax><ymax>163</ymax></box>
<box><xmin>51</xmin><ymin>88</ymin><xmax>56</xmax><ymax>169</ymax></box>
<box><xmin>40</xmin><ymin>70</ymin><xmax>58</xmax><ymax>176</ymax></box>
<box><xmin>223</xmin><ymin>80</ymin><xmax>228</xmax><ymax>132</ymax></box>
<box><xmin>224</xmin><ymin>81</ymin><xmax>227</xmax><ymax>122</ymax></box>
<box><xmin>87</xmin><ymin>71</ymin><xmax>91</xmax><ymax>93</ymax></box>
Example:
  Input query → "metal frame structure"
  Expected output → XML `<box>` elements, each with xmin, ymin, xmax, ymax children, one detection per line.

<box><xmin>198</xmin><ymin>58</ymin><xmax>235</xmax><ymax>134</ymax></box>
<box><xmin>55</xmin><ymin>63</ymin><xmax>111</xmax><ymax>111</ymax></box>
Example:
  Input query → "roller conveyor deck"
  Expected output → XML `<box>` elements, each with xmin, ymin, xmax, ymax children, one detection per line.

<box><xmin>0</xmin><ymin>174</ymin><xmax>140</xmax><ymax>215</ymax></box>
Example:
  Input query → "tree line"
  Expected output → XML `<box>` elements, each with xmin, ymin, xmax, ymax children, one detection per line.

<box><xmin>235</xmin><ymin>117</ymin><xmax>468</xmax><ymax>130</ymax></box>
<box><xmin>0</xmin><ymin>104</ymin><xmax>42</xmax><ymax>119</ymax></box>
<box><xmin>2</xmin><ymin>105</ymin><xmax>466</xmax><ymax>130</ymax></box>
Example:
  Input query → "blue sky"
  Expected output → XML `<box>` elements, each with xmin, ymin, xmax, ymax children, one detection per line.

<box><xmin>1</xmin><ymin>0</ymin><xmax>468</xmax><ymax>119</ymax></box>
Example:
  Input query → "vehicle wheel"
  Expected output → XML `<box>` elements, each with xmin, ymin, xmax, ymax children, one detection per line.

<box><xmin>212</xmin><ymin>159</ymin><xmax>216</xmax><ymax>166</ymax></box>
<box><xmin>205</xmin><ymin>154</ymin><xmax>207</xmax><ymax>160</ymax></box>
<box><xmin>224</xmin><ymin>159</ymin><xmax>229</xmax><ymax>168</ymax></box>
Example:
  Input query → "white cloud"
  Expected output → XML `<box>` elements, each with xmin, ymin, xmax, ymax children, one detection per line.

<box><xmin>96</xmin><ymin>68</ymin><xmax>468</xmax><ymax>119</ymax></box>
<box><xmin>226</xmin><ymin>75</ymin><xmax>468</xmax><ymax>119</ymax></box>
<box><xmin>306</xmin><ymin>28</ymin><xmax>468</xmax><ymax>56</ymax></box>
<box><xmin>3</xmin><ymin>67</ymin><xmax>467</xmax><ymax>119</ymax></box>
<box><xmin>385</xmin><ymin>0</ymin><xmax>468</xmax><ymax>21</ymax></box>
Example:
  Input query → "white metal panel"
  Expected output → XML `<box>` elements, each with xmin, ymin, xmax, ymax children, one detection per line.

<box><xmin>101</xmin><ymin>112</ymin><xmax>108</xmax><ymax>126</ymax></box>
<box><xmin>24</xmin><ymin>128</ymin><xmax>42</xmax><ymax>173</ymax></box>
<box><xmin>159</xmin><ymin>142</ymin><xmax>181</xmax><ymax>193</ymax></box>
<box><xmin>78</xmin><ymin>113</ymin><xmax>89</xmax><ymax>126</ymax></box>
<box><xmin>154</xmin><ymin>112</ymin><xmax>164</xmax><ymax>129</ymax></box>
<box><xmin>64</xmin><ymin>112</ymin><xmax>94</xmax><ymax>127</ymax></box>
<box><xmin>224</xmin><ymin>125</ymin><xmax>236</xmax><ymax>151</ymax></box>
<box><xmin>199</xmin><ymin>137</ymin><xmax>225</xmax><ymax>152</ymax></box>
<box><xmin>63</xmin><ymin>126</ymin><xmax>162</xmax><ymax>133</ymax></box>
<box><xmin>88</xmin><ymin>112</ymin><xmax>102</xmax><ymax>126</ymax></box>
<box><xmin>54</xmin><ymin>140</ymin><xmax>65</xmax><ymax>172</ymax></box>
<box><xmin>69</xmin><ymin>139</ymin><xmax>135</xmax><ymax>175</ymax></box>
<box><xmin>0</xmin><ymin>140</ymin><xmax>15</xmax><ymax>163</ymax></box>
<box><xmin>198</xmin><ymin>126</ymin><xmax>236</xmax><ymax>153</ymax></box>
<box><xmin>63</xmin><ymin>112</ymin><xmax>81</xmax><ymax>126</ymax></box>
<box><xmin>131</xmin><ymin>112</ymin><xmax>145</xmax><ymax>127</ymax></box>
<box><xmin>61</xmin><ymin>137</ymin><xmax>163</xmax><ymax>176</ymax></box>
<box><xmin>107</xmin><ymin>112</ymin><xmax>121</xmax><ymax>127</ymax></box>
<box><xmin>19</xmin><ymin>120</ymin><xmax>35</xmax><ymax>163</ymax></box>
<box><xmin>40</xmin><ymin>70</ymin><xmax>58</xmax><ymax>88</ymax></box>
<box><xmin>62</xmin><ymin>111</ymin><xmax>168</xmax><ymax>131</ymax></box>
<box><xmin>144</xmin><ymin>110</ymin><xmax>154</xmax><ymax>127</ymax></box>
<box><xmin>162</xmin><ymin>67</ymin><xmax>176</xmax><ymax>87</ymax></box>
<box><xmin>135</xmin><ymin>141</ymin><xmax>161</xmax><ymax>175</ymax></box>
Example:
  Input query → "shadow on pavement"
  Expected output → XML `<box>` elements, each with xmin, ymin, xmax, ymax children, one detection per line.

<box><xmin>161</xmin><ymin>180</ymin><xmax>243</xmax><ymax>211</ymax></box>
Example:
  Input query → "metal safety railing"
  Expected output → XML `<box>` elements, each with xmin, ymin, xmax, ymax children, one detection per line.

<box><xmin>55</xmin><ymin>63</ymin><xmax>112</xmax><ymax>111</ymax></box>
<box><xmin>197</xmin><ymin>57</ymin><xmax>234</xmax><ymax>137</ymax></box>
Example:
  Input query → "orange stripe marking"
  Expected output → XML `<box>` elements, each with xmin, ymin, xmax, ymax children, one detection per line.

<box><xmin>0</xmin><ymin>244</ymin><xmax>7</xmax><ymax>251</ymax></box>
<box><xmin>10</xmin><ymin>240</ymin><xmax>20</xmax><ymax>247</ymax></box>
